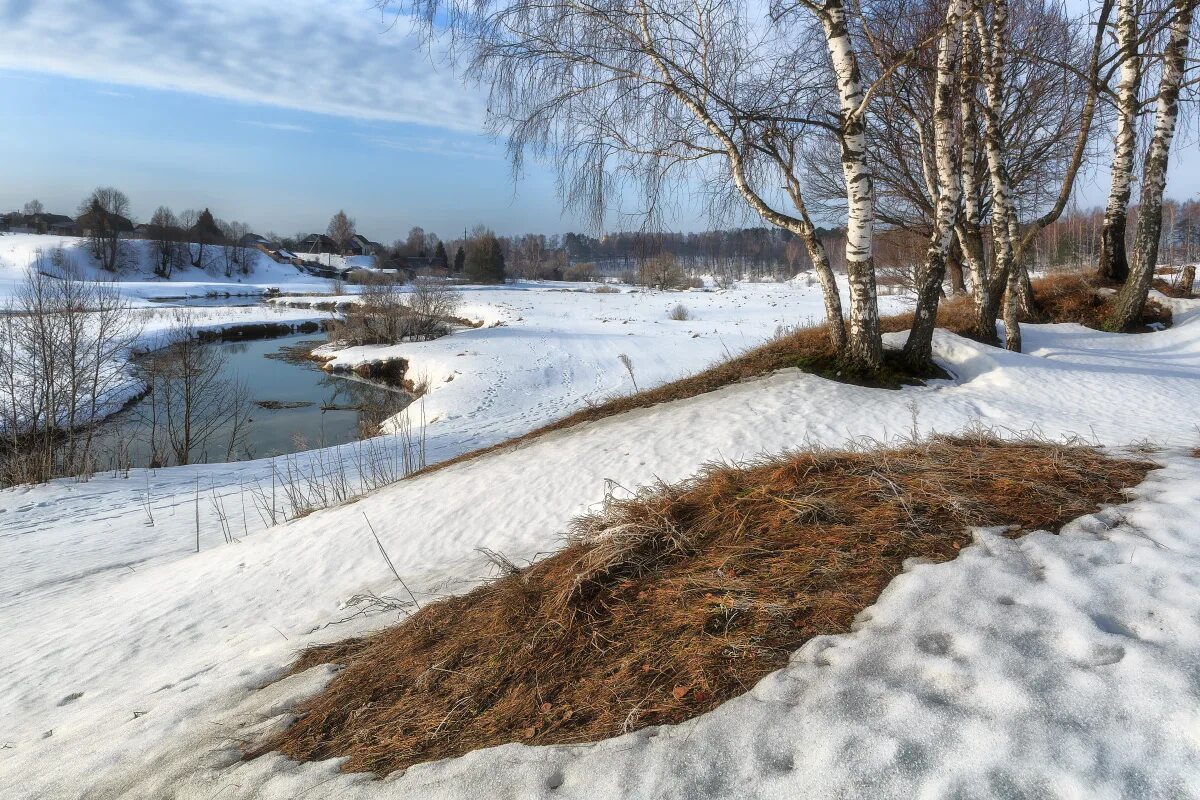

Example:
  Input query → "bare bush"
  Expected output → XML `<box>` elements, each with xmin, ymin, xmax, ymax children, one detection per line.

<box><xmin>668</xmin><ymin>303</ymin><xmax>690</xmax><ymax>321</ymax></box>
<box><xmin>0</xmin><ymin>270</ymin><xmax>141</xmax><ymax>485</ymax></box>
<box><xmin>563</xmin><ymin>262</ymin><xmax>597</xmax><ymax>282</ymax></box>
<box><xmin>134</xmin><ymin>315</ymin><xmax>254</xmax><ymax>466</ymax></box>
<box><xmin>334</xmin><ymin>278</ymin><xmax>462</xmax><ymax>346</ymax></box>
<box><xmin>638</xmin><ymin>255</ymin><xmax>690</xmax><ymax>290</ymax></box>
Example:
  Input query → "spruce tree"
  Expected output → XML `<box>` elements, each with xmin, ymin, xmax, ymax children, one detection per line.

<box><xmin>465</xmin><ymin>230</ymin><xmax>507</xmax><ymax>284</ymax></box>
<box><xmin>434</xmin><ymin>240</ymin><xmax>450</xmax><ymax>270</ymax></box>
<box><xmin>453</xmin><ymin>245</ymin><xmax>466</xmax><ymax>273</ymax></box>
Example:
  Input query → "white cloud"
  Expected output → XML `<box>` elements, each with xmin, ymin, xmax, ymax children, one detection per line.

<box><xmin>239</xmin><ymin>120</ymin><xmax>313</xmax><ymax>133</ymax></box>
<box><xmin>0</xmin><ymin>0</ymin><xmax>485</xmax><ymax>132</ymax></box>
<box><xmin>363</xmin><ymin>133</ymin><xmax>501</xmax><ymax>161</ymax></box>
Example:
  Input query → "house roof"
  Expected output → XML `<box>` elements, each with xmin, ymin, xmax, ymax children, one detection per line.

<box><xmin>75</xmin><ymin>209</ymin><xmax>134</xmax><ymax>233</ymax></box>
<box><xmin>32</xmin><ymin>213</ymin><xmax>76</xmax><ymax>227</ymax></box>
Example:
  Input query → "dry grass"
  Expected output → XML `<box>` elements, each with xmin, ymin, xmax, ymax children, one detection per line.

<box><xmin>1032</xmin><ymin>272</ymin><xmax>1172</xmax><ymax>330</ymax></box>
<box><xmin>258</xmin><ymin>434</ymin><xmax>1152</xmax><ymax>776</ymax></box>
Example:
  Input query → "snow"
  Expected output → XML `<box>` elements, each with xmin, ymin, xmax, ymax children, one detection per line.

<box><xmin>0</xmin><ymin>234</ymin><xmax>337</xmax><ymax>426</ymax></box>
<box><xmin>0</xmin><ymin>233</ymin><xmax>337</xmax><ymax>303</ymax></box>
<box><xmin>2</xmin><ymin>252</ymin><xmax>1200</xmax><ymax>798</ymax></box>
<box><xmin>287</xmin><ymin>278</ymin><xmax>894</xmax><ymax>448</ymax></box>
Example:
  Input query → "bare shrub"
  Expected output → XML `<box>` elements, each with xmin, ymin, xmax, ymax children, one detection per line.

<box><xmin>638</xmin><ymin>254</ymin><xmax>690</xmax><ymax>290</ymax></box>
<box><xmin>0</xmin><ymin>270</ymin><xmax>141</xmax><ymax>485</ymax></box>
<box><xmin>563</xmin><ymin>262</ymin><xmax>597</xmax><ymax>282</ymax></box>
<box><xmin>334</xmin><ymin>278</ymin><xmax>461</xmax><ymax>346</ymax></box>
<box><xmin>668</xmin><ymin>303</ymin><xmax>690</xmax><ymax>321</ymax></box>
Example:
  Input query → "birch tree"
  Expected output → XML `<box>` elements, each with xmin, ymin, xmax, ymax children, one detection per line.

<box><xmin>901</xmin><ymin>0</ymin><xmax>963</xmax><ymax>369</ymax></box>
<box><xmin>969</xmin><ymin>0</ymin><xmax>1111</xmax><ymax>351</ymax></box>
<box><xmin>1111</xmin><ymin>0</ymin><xmax>1198</xmax><ymax>328</ymax></box>
<box><xmin>812</xmin><ymin>0</ymin><xmax>883</xmax><ymax>368</ymax></box>
<box><xmin>379</xmin><ymin>0</ymin><xmax>892</xmax><ymax>365</ymax></box>
<box><xmin>1096</xmin><ymin>0</ymin><xmax>1143</xmax><ymax>282</ymax></box>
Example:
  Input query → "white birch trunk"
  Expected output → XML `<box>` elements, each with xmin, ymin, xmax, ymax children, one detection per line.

<box><xmin>1112</xmin><ymin>0</ymin><xmax>1196</xmax><ymax>328</ymax></box>
<box><xmin>820</xmin><ymin>0</ymin><xmax>882</xmax><ymax>370</ymax></box>
<box><xmin>1098</xmin><ymin>0</ymin><xmax>1141</xmax><ymax>283</ymax></box>
<box><xmin>972</xmin><ymin>0</ymin><xmax>1021</xmax><ymax>350</ymax></box>
<box><xmin>956</xmin><ymin>26</ymin><xmax>995</xmax><ymax>341</ymax></box>
<box><xmin>903</xmin><ymin>0</ymin><xmax>964</xmax><ymax>368</ymax></box>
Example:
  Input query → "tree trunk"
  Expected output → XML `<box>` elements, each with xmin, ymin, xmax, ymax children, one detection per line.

<box><xmin>957</xmin><ymin>18</ymin><xmax>998</xmax><ymax>344</ymax></box>
<box><xmin>1097</xmin><ymin>0</ymin><xmax>1141</xmax><ymax>283</ymax></box>
<box><xmin>822</xmin><ymin>1</ymin><xmax>882</xmax><ymax>370</ymax></box>
<box><xmin>1111</xmin><ymin>0</ymin><xmax>1195</xmax><ymax>330</ymax></box>
<box><xmin>802</xmin><ymin>235</ymin><xmax>848</xmax><ymax>354</ymax></box>
<box><xmin>1180</xmin><ymin>264</ymin><xmax>1195</xmax><ymax>296</ymax></box>
<box><xmin>903</xmin><ymin>0</ymin><xmax>963</xmax><ymax>370</ymax></box>
<box><xmin>972</xmin><ymin>0</ymin><xmax>1020</xmax><ymax>350</ymax></box>
<box><xmin>946</xmin><ymin>234</ymin><xmax>967</xmax><ymax>295</ymax></box>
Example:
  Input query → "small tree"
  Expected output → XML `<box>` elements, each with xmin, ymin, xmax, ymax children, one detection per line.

<box><xmin>148</xmin><ymin>206</ymin><xmax>184</xmax><ymax>279</ymax></box>
<box><xmin>327</xmin><ymin>210</ymin><xmax>356</xmax><ymax>255</ymax></box>
<box><xmin>433</xmin><ymin>240</ymin><xmax>450</xmax><ymax>270</ymax></box>
<box><xmin>23</xmin><ymin>199</ymin><xmax>43</xmax><ymax>216</ymax></box>
<box><xmin>137</xmin><ymin>315</ymin><xmax>254</xmax><ymax>466</ymax></box>
<box><xmin>453</xmin><ymin>245</ymin><xmax>466</xmax><ymax>273</ymax></box>
<box><xmin>406</xmin><ymin>226</ymin><xmax>427</xmax><ymax>256</ymax></box>
<box><xmin>183</xmin><ymin>208</ymin><xmax>224</xmax><ymax>270</ymax></box>
<box><xmin>465</xmin><ymin>229</ymin><xmax>507</xmax><ymax>284</ymax></box>
<box><xmin>78</xmin><ymin>187</ymin><xmax>131</xmax><ymax>272</ymax></box>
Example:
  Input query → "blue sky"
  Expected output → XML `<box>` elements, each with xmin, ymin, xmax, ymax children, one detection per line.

<box><xmin>0</xmin><ymin>0</ymin><xmax>1194</xmax><ymax>243</ymax></box>
<box><xmin>0</xmin><ymin>68</ymin><xmax>569</xmax><ymax>244</ymax></box>
<box><xmin>0</xmin><ymin>0</ymin><xmax>586</xmax><ymax>243</ymax></box>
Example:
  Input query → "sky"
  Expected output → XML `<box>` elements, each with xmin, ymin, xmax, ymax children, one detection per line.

<box><xmin>0</xmin><ymin>0</ymin><xmax>1195</xmax><ymax>244</ymax></box>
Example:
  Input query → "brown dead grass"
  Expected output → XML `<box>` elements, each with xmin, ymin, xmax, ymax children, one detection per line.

<box><xmin>258</xmin><ymin>434</ymin><xmax>1151</xmax><ymax>776</ymax></box>
<box><xmin>1153</xmin><ymin>278</ymin><xmax>1195</xmax><ymax>300</ymax></box>
<box><xmin>1032</xmin><ymin>272</ymin><xmax>1172</xmax><ymax>331</ymax></box>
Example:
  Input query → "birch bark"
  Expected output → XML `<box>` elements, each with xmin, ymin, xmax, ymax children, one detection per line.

<box><xmin>1111</xmin><ymin>0</ymin><xmax>1196</xmax><ymax>328</ymax></box>
<box><xmin>903</xmin><ymin>0</ymin><xmax>964</xmax><ymax>369</ymax></box>
<box><xmin>1097</xmin><ymin>0</ymin><xmax>1142</xmax><ymax>283</ymax></box>
<box><xmin>820</xmin><ymin>0</ymin><xmax>882</xmax><ymax>370</ymax></box>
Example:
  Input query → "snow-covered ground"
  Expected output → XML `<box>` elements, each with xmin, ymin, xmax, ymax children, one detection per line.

<box><xmin>0</xmin><ymin>232</ymin><xmax>336</xmax><ymax>303</ymax></box>
<box><xmin>0</xmin><ymin>234</ymin><xmax>338</xmax><ymax>425</ymax></box>
<box><xmin>282</xmin><ymin>276</ymin><xmax>875</xmax><ymax>446</ymax></box>
<box><xmin>2</xmin><ymin>245</ymin><xmax>1200</xmax><ymax>798</ymax></box>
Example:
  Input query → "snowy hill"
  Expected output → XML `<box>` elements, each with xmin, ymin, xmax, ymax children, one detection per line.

<box><xmin>1</xmin><ymin>283</ymin><xmax>1199</xmax><ymax>797</ymax></box>
<box><xmin>0</xmin><ymin>233</ymin><xmax>333</xmax><ymax>302</ymax></box>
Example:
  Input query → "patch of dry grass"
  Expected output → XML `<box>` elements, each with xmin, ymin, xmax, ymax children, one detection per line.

<box><xmin>257</xmin><ymin>434</ymin><xmax>1152</xmax><ymax>776</ymax></box>
<box><xmin>1032</xmin><ymin>272</ymin><xmax>1172</xmax><ymax>330</ymax></box>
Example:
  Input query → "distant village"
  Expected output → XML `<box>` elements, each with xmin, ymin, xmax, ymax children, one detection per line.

<box><xmin>0</xmin><ymin>205</ymin><xmax>447</xmax><ymax>282</ymax></box>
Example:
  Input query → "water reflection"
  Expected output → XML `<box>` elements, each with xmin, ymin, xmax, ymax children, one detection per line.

<box><xmin>93</xmin><ymin>334</ymin><xmax>411</xmax><ymax>469</ymax></box>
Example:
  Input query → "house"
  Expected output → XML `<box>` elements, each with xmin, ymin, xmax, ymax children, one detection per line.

<box><xmin>298</xmin><ymin>233</ymin><xmax>338</xmax><ymax>254</ymax></box>
<box><xmin>348</xmin><ymin>233</ymin><xmax>385</xmax><ymax>256</ymax></box>
<box><xmin>1</xmin><ymin>212</ymin><xmax>79</xmax><ymax>235</ymax></box>
<box><xmin>240</xmin><ymin>233</ymin><xmax>274</xmax><ymax>249</ymax></box>
<box><xmin>30</xmin><ymin>213</ymin><xmax>78</xmax><ymax>236</ymax></box>
<box><xmin>75</xmin><ymin>209</ymin><xmax>134</xmax><ymax>238</ymax></box>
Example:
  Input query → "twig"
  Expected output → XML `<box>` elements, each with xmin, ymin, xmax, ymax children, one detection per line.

<box><xmin>363</xmin><ymin>512</ymin><xmax>420</xmax><ymax>609</ymax></box>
